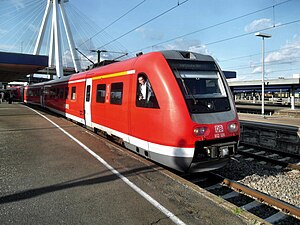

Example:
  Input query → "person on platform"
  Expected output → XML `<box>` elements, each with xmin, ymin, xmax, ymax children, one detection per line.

<box><xmin>0</xmin><ymin>91</ymin><xmax>4</xmax><ymax>104</ymax></box>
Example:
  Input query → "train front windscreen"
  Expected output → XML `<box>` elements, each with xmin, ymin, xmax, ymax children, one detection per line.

<box><xmin>169</xmin><ymin>60</ymin><xmax>231</xmax><ymax>114</ymax></box>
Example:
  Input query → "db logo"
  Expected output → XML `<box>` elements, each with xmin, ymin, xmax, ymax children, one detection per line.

<box><xmin>214</xmin><ymin>125</ymin><xmax>224</xmax><ymax>133</ymax></box>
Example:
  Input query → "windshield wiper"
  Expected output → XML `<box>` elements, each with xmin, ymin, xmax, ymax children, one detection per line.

<box><xmin>179</xmin><ymin>77</ymin><xmax>198</xmax><ymax>105</ymax></box>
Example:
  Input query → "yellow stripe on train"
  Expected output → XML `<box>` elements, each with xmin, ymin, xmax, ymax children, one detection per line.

<box><xmin>92</xmin><ymin>70</ymin><xmax>135</xmax><ymax>81</ymax></box>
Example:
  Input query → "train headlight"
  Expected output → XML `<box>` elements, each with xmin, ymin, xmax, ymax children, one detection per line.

<box><xmin>194</xmin><ymin>127</ymin><xmax>208</xmax><ymax>136</ymax></box>
<box><xmin>228</xmin><ymin>123</ymin><xmax>238</xmax><ymax>132</ymax></box>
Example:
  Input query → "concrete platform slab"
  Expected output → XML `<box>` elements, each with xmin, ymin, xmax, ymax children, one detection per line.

<box><xmin>0</xmin><ymin>103</ymin><xmax>252</xmax><ymax>225</ymax></box>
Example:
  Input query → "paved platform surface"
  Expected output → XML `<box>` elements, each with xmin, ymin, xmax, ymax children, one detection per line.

<box><xmin>238</xmin><ymin>112</ymin><xmax>300</xmax><ymax>127</ymax></box>
<box><xmin>236</xmin><ymin>102</ymin><xmax>300</xmax><ymax>131</ymax></box>
<box><xmin>0</xmin><ymin>103</ymin><xmax>251</xmax><ymax>225</ymax></box>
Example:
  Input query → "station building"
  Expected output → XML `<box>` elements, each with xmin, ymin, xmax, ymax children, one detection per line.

<box><xmin>228</xmin><ymin>74</ymin><xmax>300</xmax><ymax>108</ymax></box>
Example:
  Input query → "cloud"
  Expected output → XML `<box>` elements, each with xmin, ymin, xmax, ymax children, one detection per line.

<box><xmin>251</xmin><ymin>65</ymin><xmax>272</xmax><ymax>74</ymax></box>
<box><xmin>136</xmin><ymin>28</ymin><xmax>164</xmax><ymax>41</ymax></box>
<box><xmin>252</xmin><ymin>66</ymin><xmax>261</xmax><ymax>73</ymax></box>
<box><xmin>153</xmin><ymin>38</ymin><xmax>209</xmax><ymax>55</ymax></box>
<box><xmin>244</xmin><ymin>18</ymin><xmax>275</xmax><ymax>33</ymax></box>
<box><xmin>265</xmin><ymin>36</ymin><xmax>300</xmax><ymax>63</ymax></box>
<box><xmin>250</xmin><ymin>36</ymin><xmax>300</xmax><ymax>74</ymax></box>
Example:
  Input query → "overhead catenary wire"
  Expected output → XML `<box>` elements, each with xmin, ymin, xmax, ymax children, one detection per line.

<box><xmin>205</xmin><ymin>18</ymin><xmax>300</xmax><ymax>72</ymax></box>
<box><xmin>224</xmin><ymin>58</ymin><xmax>300</xmax><ymax>71</ymax></box>
<box><xmin>203</xmin><ymin>19</ymin><xmax>300</xmax><ymax>47</ymax></box>
<box><xmin>130</xmin><ymin>0</ymin><xmax>292</xmax><ymax>53</ymax></box>
<box><xmin>66</xmin><ymin>5</ymin><xmax>96</xmax><ymax>50</ymax></box>
<box><xmin>238</xmin><ymin>67</ymin><xmax>300</xmax><ymax>77</ymax></box>
<box><xmin>0</xmin><ymin>0</ymin><xmax>298</xmax><ymax>77</ymax></box>
<box><xmin>78</xmin><ymin>0</ymin><xmax>148</xmax><ymax>49</ymax></box>
<box><xmin>66</xmin><ymin>4</ymin><xmax>97</xmax><ymax>50</ymax></box>
<box><xmin>67</xmin><ymin>2</ymin><xmax>127</xmax><ymax>54</ymax></box>
<box><xmin>96</xmin><ymin>0</ymin><xmax>189</xmax><ymax>50</ymax></box>
<box><xmin>220</xmin><ymin>45</ymin><xmax>300</xmax><ymax>69</ymax></box>
<box><xmin>64</xmin><ymin>3</ymin><xmax>128</xmax><ymax>67</ymax></box>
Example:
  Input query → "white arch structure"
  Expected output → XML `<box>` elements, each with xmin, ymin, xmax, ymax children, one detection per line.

<box><xmin>34</xmin><ymin>0</ymin><xmax>81</xmax><ymax>78</ymax></box>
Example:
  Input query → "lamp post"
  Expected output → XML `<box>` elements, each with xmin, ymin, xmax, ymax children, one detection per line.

<box><xmin>255</xmin><ymin>32</ymin><xmax>271</xmax><ymax>116</ymax></box>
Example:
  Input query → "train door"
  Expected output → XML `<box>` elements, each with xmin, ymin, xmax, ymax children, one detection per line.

<box><xmin>84</xmin><ymin>78</ymin><xmax>92</xmax><ymax>127</ymax></box>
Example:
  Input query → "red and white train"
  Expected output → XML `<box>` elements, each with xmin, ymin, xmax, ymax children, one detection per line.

<box><xmin>24</xmin><ymin>50</ymin><xmax>240</xmax><ymax>173</ymax></box>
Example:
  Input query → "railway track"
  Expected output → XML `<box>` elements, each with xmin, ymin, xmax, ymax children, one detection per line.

<box><xmin>182</xmin><ymin>172</ymin><xmax>300</xmax><ymax>224</ymax></box>
<box><xmin>63</xmin><ymin>109</ymin><xmax>300</xmax><ymax>224</ymax></box>
<box><xmin>237</xmin><ymin>145</ymin><xmax>300</xmax><ymax>171</ymax></box>
<box><xmin>96</xmin><ymin>129</ymin><xmax>300</xmax><ymax>224</ymax></box>
<box><xmin>180</xmin><ymin>142</ymin><xmax>300</xmax><ymax>224</ymax></box>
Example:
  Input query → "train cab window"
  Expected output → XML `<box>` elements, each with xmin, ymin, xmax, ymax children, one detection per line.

<box><xmin>174</xmin><ymin>69</ymin><xmax>230</xmax><ymax>113</ymax></box>
<box><xmin>71</xmin><ymin>86</ymin><xmax>76</xmax><ymax>100</ymax></box>
<box><xmin>110</xmin><ymin>82</ymin><xmax>123</xmax><ymax>105</ymax></box>
<box><xmin>136</xmin><ymin>73</ymin><xmax>159</xmax><ymax>108</ymax></box>
<box><xmin>86</xmin><ymin>85</ymin><xmax>91</xmax><ymax>102</ymax></box>
<box><xmin>96</xmin><ymin>84</ymin><xmax>106</xmax><ymax>103</ymax></box>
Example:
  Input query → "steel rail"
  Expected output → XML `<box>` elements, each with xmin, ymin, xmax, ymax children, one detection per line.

<box><xmin>238</xmin><ymin>150</ymin><xmax>300</xmax><ymax>171</ymax></box>
<box><xmin>220</xmin><ymin>176</ymin><xmax>300</xmax><ymax>218</ymax></box>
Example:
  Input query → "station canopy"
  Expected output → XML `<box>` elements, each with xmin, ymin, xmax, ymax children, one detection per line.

<box><xmin>0</xmin><ymin>51</ymin><xmax>48</xmax><ymax>82</ymax></box>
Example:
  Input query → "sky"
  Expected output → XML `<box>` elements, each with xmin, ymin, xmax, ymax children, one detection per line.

<box><xmin>0</xmin><ymin>0</ymin><xmax>300</xmax><ymax>81</ymax></box>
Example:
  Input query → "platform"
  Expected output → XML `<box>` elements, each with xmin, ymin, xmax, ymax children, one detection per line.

<box><xmin>236</xmin><ymin>103</ymin><xmax>300</xmax><ymax>118</ymax></box>
<box><xmin>0</xmin><ymin>103</ymin><xmax>250</xmax><ymax>225</ymax></box>
<box><xmin>238</xmin><ymin>112</ymin><xmax>300</xmax><ymax>127</ymax></box>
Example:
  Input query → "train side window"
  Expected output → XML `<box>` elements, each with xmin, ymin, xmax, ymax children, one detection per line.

<box><xmin>59</xmin><ymin>88</ymin><xmax>64</xmax><ymax>99</ymax></box>
<box><xmin>50</xmin><ymin>88</ymin><xmax>55</xmax><ymax>98</ymax></box>
<box><xmin>136</xmin><ymin>73</ymin><xmax>159</xmax><ymax>108</ymax></box>
<box><xmin>71</xmin><ymin>86</ymin><xmax>76</xmax><ymax>100</ymax></box>
<box><xmin>55</xmin><ymin>88</ymin><xmax>59</xmax><ymax>99</ymax></box>
<box><xmin>96</xmin><ymin>84</ymin><xmax>106</xmax><ymax>103</ymax></box>
<box><xmin>64</xmin><ymin>87</ymin><xmax>68</xmax><ymax>99</ymax></box>
<box><xmin>110</xmin><ymin>82</ymin><xmax>123</xmax><ymax>105</ymax></box>
<box><xmin>86</xmin><ymin>85</ymin><xmax>91</xmax><ymax>102</ymax></box>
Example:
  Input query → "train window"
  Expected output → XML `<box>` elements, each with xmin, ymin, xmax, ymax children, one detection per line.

<box><xmin>110</xmin><ymin>82</ymin><xmax>123</xmax><ymax>105</ymax></box>
<box><xmin>86</xmin><ymin>85</ymin><xmax>91</xmax><ymax>102</ymax></box>
<box><xmin>71</xmin><ymin>86</ymin><xmax>76</xmax><ymax>100</ymax></box>
<box><xmin>50</xmin><ymin>88</ymin><xmax>55</xmax><ymax>98</ymax></box>
<box><xmin>64</xmin><ymin>87</ymin><xmax>68</xmax><ymax>99</ymax></box>
<box><xmin>136</xmin><ymin>73</ymin><xmax>159</xmax><ymax>108</ymax></box>
<box><xmin>176</xmin><ymin>71</ymin><xmax>227</xmax><ymax>98</ymax></box>
<box><xmin>174</xmin><ymin>70</ymin><xmax>230</xmax><ymax>113</ymax></box>
<box><xmin>96</xmin><ymin>84</ymin><xmax>106</xmax><ymax>103</ymax></box>
<box><xmin>28</xmin><ymin>89</ymin><xmax>33</xmax><ymax>97</ymax></box>
<box><xmin>59</xmin><ymin>88</ymin><xmax>64</xmax><ymax>99</ymax></box>
<box><xmin>44</xmin><ymin>88</ymin><xmax>49</xmax><ymax>98</ymax></box>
